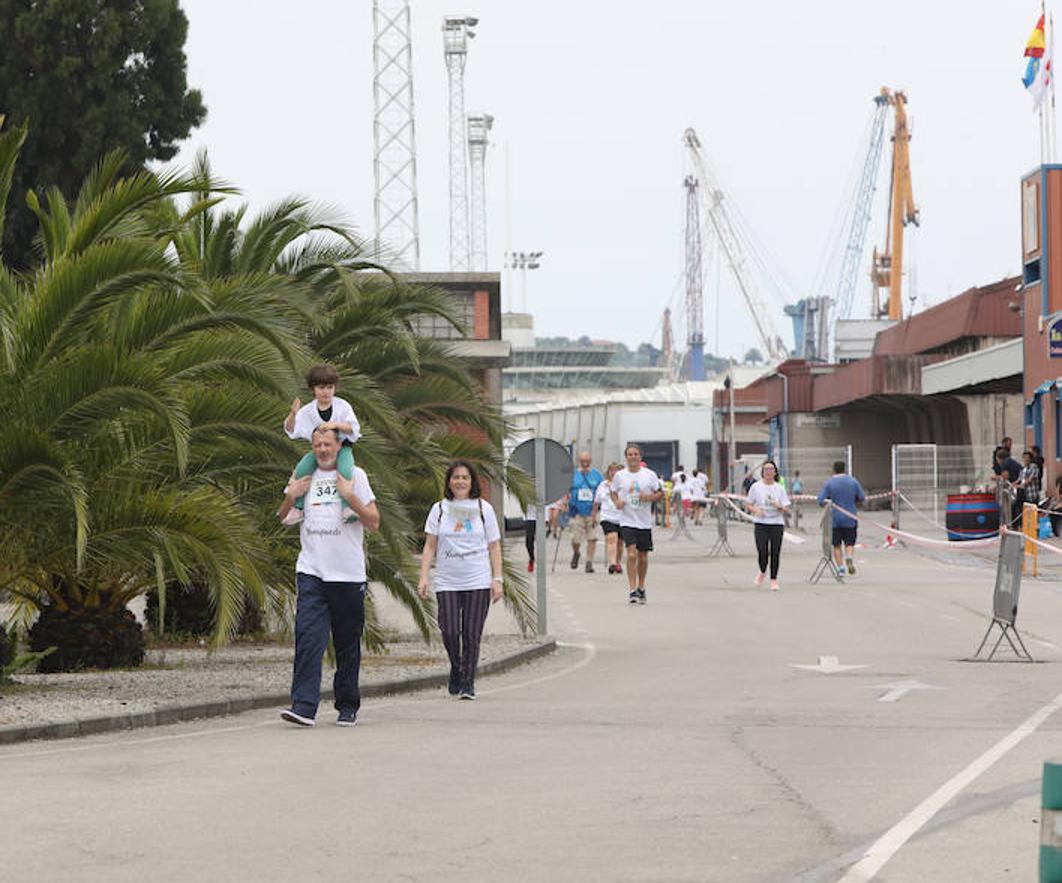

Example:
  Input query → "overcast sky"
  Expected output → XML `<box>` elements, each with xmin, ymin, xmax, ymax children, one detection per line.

<box><xmin>173</xmin><ymin>1</ymin><xmax>1050</xmax><ymax>359</ymax></box>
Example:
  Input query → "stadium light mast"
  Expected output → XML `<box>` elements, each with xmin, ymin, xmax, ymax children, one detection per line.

<box><xmin>443</xmin><ymin>15</ymin><xmax>477</xmax><ymax>270</ymax></box>
<box><xmin>467</xmin><ymin>112</ymin><xmax>494</xmax><ymax>271</ymax></box>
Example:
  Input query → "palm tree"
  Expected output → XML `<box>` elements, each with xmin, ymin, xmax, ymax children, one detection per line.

<box><xmin>0</xmin><ymin>127</ymin><xmax>305</xmax><ymax>668</ymax></box>
<box><xmin>159</xmin><ymin>162</ymin><xmax>535</xmax><ymax>642</ymax></box>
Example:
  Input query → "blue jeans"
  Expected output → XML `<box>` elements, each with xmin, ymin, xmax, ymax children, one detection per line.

<box><xmin>290</xmin><ymin>573</ymin><xmax>365</xmax><ymax>719</ymax></box>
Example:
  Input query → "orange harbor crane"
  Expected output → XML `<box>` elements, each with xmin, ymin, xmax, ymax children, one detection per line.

<box><xmin>871</xmin><ymin>88</ymin><xmax>919</xmax><ymax>321</ymax></box>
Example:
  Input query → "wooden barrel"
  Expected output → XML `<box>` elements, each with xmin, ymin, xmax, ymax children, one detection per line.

<box><xmin>945</xmin><ymin>493</ymin><xmax>1000</xmax><ymax>541</ymax></box>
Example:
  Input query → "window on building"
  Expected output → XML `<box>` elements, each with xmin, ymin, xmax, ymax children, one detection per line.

<box><xmin>411</xmin><ymin>293</ymin><xmax>475</xmax><ymax>340</ymax></box>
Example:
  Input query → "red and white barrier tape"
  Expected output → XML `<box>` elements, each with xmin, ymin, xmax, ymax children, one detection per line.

<box><xmin>828</xmin><ymin>502</ymin><xmax>1001</xmax><ymax>550</ymax></box>
<box><xmin>712</xmin><ymin>494</ymin><xmax>805</xmax><ymax>544</ymax></box>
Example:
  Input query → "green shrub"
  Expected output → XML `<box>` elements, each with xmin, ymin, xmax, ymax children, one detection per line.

<box><xmin>28</xmin><ymin>607</ymin><xmax>145</xmax><ymax>672</ymax></box>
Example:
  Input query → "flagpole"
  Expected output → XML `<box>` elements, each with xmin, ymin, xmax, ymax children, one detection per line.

<box><xmin>1052</xmin><ymin>11</ymin><xmax>1058</xmax><ymax>161</ymax></box>
<box><xmin>1045</xmin><ymin>0</ymin><xmax>1050</xmax><ymax>164</ymax></box>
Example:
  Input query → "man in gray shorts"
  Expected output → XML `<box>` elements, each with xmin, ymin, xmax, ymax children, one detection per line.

<box><xmin>568</xmin><ymin>451</ymin><xmax>604</xmax><ymax>573</ymax></box>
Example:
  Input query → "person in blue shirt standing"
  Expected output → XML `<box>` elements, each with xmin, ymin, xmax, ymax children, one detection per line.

<box><xmin>817</xmin><ymin>460</ymin><xmax>866</xmax><ymax>578</ymax></box>
<box><xmin>569</xmin><ymin>451</ymin><xmax>605</xmax><ymax>573</ymax></box>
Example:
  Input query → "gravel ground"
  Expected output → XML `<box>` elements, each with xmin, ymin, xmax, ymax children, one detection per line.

<box><xmin>0</xmin><ymin>634</ymin><xmax>542</xmax><ymax>727</ymax></box>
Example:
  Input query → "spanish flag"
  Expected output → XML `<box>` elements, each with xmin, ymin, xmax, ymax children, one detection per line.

<box><xmin>1024</xmin><ymin>14</ymin><xmax>1053</xmax><ymax>109</ymax></box>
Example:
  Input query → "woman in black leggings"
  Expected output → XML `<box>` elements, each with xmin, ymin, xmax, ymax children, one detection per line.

<box><xmin>746</xmin><ymin>460</ymin><xmax>791</xmax><ymax>591</ymax></box>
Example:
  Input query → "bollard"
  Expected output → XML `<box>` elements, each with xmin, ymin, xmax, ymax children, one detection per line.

<box><xmin>1024</xmin><ymin>502</ymin><xmax>1039</xmax><ymax>577</ymax></box>
<box><xmin>1041</xmin><ymin>759</ymin><xmax>1062</xmax><ymax>881</ymax></box>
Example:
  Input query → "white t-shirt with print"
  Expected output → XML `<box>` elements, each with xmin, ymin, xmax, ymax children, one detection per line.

<box><xmin>286</xmin><ymin>395</ymin><xmax>361</xmax><ymax>445</ymax></box>
<box><xmin>611</xmin><ymin>467</ymin><xmax>662</xmax><ymax>530</ymax></box>
<box><xmin>747</xmin><ymin>480</ymin><xmax>790</xmax><ymax>526</ymax></box>
<box><xmin>595</xmin><ymin>480</ymin><xmax>621</xmax><ymax>523</ymax></box>
<box><xmin>690</xmin><ymin>474</ymin><xmax>708</xmax><ymax>501</ymax></box>
<box><xmin>296</xmin><ymin>467</ymin><xmax>375</xmax><ymax>582</ymax></box>
<box><xmin>425</xmin><ymin>498</ymin><xmax>502</xmax><ymax>592</ymax></box>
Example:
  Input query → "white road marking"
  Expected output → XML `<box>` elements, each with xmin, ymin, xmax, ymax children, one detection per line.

<box><xmin>1033</xmin><ymin>639</ymin><xmax>1058</xmax><ymax>649</ymax></box>
<box><xmin>869</xmin><ymin>680</ymin><xmax>941</xmax><ymax>703</ymax></box>
<box><xmin>790</xmin><ymin>656</ymin><xmax>870</xmax><ymax>674</ymax></box>
<box><xmin>837</xmin><ymin>688</ymin><xmax>1062</xmax><ymax>882</ymax></box>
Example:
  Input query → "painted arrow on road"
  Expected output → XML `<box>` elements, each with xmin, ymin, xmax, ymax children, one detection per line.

<box><xmin>870</xmin><ymin>680</ymin><xmax>941</xmax><ymax>703</ymax></box>
<box><xmin>790</xmin><ymin>656</ymin><xmax>870</xmax><ymax>674</ymax></box>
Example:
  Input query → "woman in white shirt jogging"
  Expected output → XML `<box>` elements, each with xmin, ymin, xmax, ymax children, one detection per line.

<box><xmin>418</xmin><ymin>461</ymin><xmax>504</xmax><ymax>699</ymax></box>
<box><xmin>746</xmin><ymin>459</ymin><xmax>791</xmax><ymax>591</ymax></box>
<box><xmin>594</xmin><ymin>462</ymin><xmax>624</xmax><ymax>574</ymax></box>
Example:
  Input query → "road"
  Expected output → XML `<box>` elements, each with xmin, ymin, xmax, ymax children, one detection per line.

<box><xmin>5</xmin><ymin>519</ymin><xmax>1062</xmax><ymax>881</ymax></box>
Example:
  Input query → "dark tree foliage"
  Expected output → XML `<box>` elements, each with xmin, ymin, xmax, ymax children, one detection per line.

<box><xmin>0</xmin><ymin>0</ymin><xmax>206</xmax><ymax>267</ymax></box>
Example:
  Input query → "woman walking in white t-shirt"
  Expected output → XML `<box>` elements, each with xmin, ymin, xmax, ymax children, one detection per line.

<box><xmin>746</xmin><ymin>459</ymin><xmax>791</xmax><ymax>591</ymax></box>
<box><xmin>418</xmin><ymin>461</ymin><xmax>504</xmax><ymax>699</ymax></box>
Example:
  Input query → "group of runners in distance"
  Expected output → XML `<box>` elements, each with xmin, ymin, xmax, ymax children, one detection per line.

<box><xmin>531</xmin><ymin>449</ymin><xmax>868</xmax><ymax>597</ymax></box>
<box><xmin>275</xmin><ymin>362</ymin><xmax>871</xmax><ymax>726</ymax></box>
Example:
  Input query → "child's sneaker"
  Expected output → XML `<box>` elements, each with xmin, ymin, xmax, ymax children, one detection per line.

<box><xmin>282</xmin><ymin>509</ymin><xmax>303</xmax><ymax>527</ymax></box>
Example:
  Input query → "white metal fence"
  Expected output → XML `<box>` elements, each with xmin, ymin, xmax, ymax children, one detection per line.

<box><xmin>891</xmin><ymin>443</ymin><xmax>997</xmax><ymax>529</ymax></box>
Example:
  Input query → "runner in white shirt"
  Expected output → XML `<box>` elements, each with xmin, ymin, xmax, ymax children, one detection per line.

<box><xmin>690</xmin><ymin>469</ymin><xmax>709</xmax><ymax>525</ymax></box>
<box><xmin>418</xmin><ymin>460</ymin><xmax>504</xmax><ymax>700</ymax></box>
<box><xmin>610</xmin><ymin>444</ymin><xmax>664</xmax><ymax>604</ymax></box>
<box><xmin>746</xmin><ymin>459</ymin><xmax>791</xmax><ymax>591</ymax></box>
<box><xmin>593</xmin><ymin>462</ymin><xmax>624</xmax><ymax>575</ymax></box>
<box><xmin>278</xmin><ymin>426</ymin><xmax>380</xmax><ymax>728</ymax></box>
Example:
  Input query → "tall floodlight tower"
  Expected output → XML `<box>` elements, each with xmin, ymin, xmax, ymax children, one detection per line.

<box><xmin>467</xmin><ymin>113</ymin><xmax>493</xmax><ymax>271</ymax></box>
<box><xmin>372</xmin><ymin>0</ymin><xmax>421</xmax><ymax>268</ymax></box>
<box><xmin>684</xmin><ymin>174</ymin><xmax>705</xmax><ymax>381</ymax></box>
<box><xmin>443</xmin><ymin>15</ymin><xmax>477</xmax><ymax>270</ymax></box>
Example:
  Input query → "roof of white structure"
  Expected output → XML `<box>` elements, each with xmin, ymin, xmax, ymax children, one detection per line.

<box><xmin>503</xmin><ymin>366</ymin><xmax>772</xmax><ymax>414</ymax></box>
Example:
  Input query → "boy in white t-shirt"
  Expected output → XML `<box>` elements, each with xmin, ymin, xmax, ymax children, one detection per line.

<box><xmin>278</xmin><ymin>426</ymin><xmax>380</xmax><ymax>728</ymax></box>
<box><xmin>284</xmin><ymin>364</ymin><xmax>361</xmax><ymax>523</ymax></box>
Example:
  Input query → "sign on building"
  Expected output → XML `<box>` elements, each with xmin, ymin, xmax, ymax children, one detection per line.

<box><xmin>1050</xmin><ymin>313</ymin><xmax>1062</xmax><ymax>359</ymax></box>
<box><xmin>795</xmin><ymin>413</ymin><xmax>841</xmax><ymax>429</ymax></box>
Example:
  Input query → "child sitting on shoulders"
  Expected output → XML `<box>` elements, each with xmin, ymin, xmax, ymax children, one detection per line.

<box><xmin>283</xmin><ymin>364</ymin><xmax>361</xmax><ymax>523</ymax></box>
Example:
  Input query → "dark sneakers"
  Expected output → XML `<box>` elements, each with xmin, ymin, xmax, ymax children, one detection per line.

<box><xmin>585</xmin><ymin>561</ymin><xmax>594</xmax><ymax>573</ymax></box>
<box><xmin>448</xmin><ymin>667</ymin><xmax>461</xmax><ymax>696</ymax></box>
<box><xmin>281</xmin><ymin>709</ymin><xmax>315</xmax><ymax>727</ymax></box>
<box><xmin>459</xmin><ymin>682</ymin><xmax>476</xmax><ymax>700</ymax></box>
<box><xmin>628</xmin><ymin>590</ymin><xmax>639</xmax><ymax>604</ymax></box>
<box><xmin>636</xmin><ymin>588</ymin><xmax>646</xmax><ymax>604</ymax></box>
<box><xmin>336</xmin><ymin>711</ymin><xmax>358</xmax><ymax>727</ymax></box>
<box><xmin>570</xmin><ymin>550</ymin><xmax>580</xmax><ymax>569</ymax></box>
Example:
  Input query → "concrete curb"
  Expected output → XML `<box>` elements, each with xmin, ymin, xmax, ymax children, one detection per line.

<box><xmin>0</xmin><ymin>637</ymin><xmax>557</xmax><ymax>747</ymax></box>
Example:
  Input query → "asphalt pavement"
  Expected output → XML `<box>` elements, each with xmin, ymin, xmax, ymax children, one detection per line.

<box><xmin>5</xmin><ymin>516</ymin><xmax>1062</xmax><ymax>882</ymax></box>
